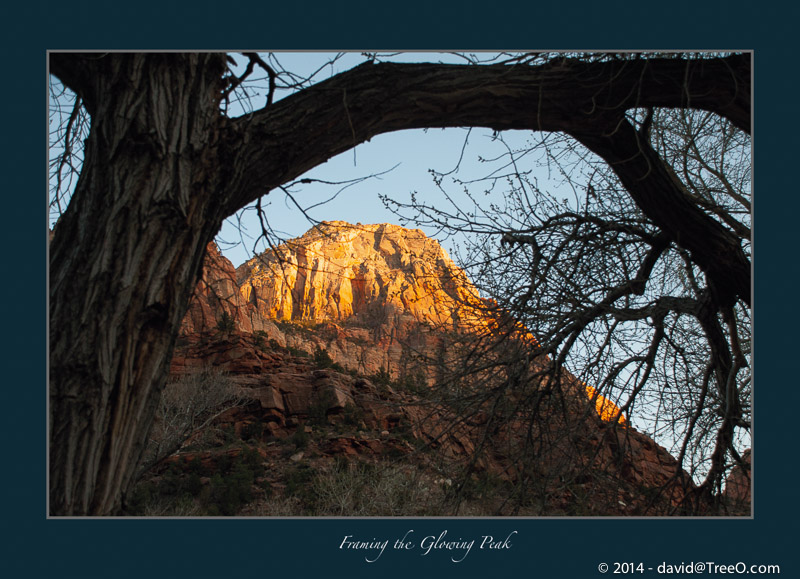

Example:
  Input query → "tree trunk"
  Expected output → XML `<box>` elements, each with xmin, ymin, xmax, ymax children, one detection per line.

<box><xmin>49</xmin><ymin>54</ymin><xmax>229</xmax><ymax>514</ymax></box>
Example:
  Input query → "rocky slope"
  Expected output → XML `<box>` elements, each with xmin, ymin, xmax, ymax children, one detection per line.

<box><xmin>159</xmin><ymin>329</ymin><xmax>698</xmax><ymax>516</ymax></box>
<box><xmin>135</xmin><ymin>221</ymin><xmax>748</xmax><ymax>516</ymax></box>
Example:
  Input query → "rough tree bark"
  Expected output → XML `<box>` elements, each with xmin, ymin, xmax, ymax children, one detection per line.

<box><xmin>49</xmin><ymin>52</ymin><xmax>751</xmax><ymax>515</ymax></box>
<box><xmin>49</xmin><ymin>53</ymin><xmax>231</xmax><ymax>514</ymax></box>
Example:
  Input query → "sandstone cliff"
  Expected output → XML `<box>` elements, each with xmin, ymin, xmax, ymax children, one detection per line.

<box><xmin>152</xmin><ymin>221</ymin><xmax>729</xmax><ymax>516</ymax></box>
<box><xmin>180</xmin><ymin>242</ymin><xmax>255</xmax><ymax>335</ymax></box>
<box><xmin>237</xmin><ymin>221</ymin><xmax>485</xmax><ymax>329</ymax></box>
<box><xmin>182</xmin><ymin>222</ymin><xmax>629</xmax><ymax>420</ymax></box>
<box><xmin>182</xmin><ymin>222</ymin><xmax>494</xmax><ymax>380</ymax></box>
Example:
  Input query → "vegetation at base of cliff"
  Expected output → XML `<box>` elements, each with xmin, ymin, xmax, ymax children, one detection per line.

<box><xmin>342</xmin><ymin>403</ymin><xmax>365</xmax><ymax>427</ymax></box>
<box><xmin>252</xmin><ymin>330</ymin><xmax>268</xmax><ymax>350</ymax></box>
<box><xmin>274</xmin><ymin>318</ymin><xmax>335</xmax><ymax>340</ymax></box>
<box><xmin>290</xmin><ymin>460</ymin><xmax>441</xmax><ymax>516</ymax></box>
<box><xmin>369</xmin><ymin>367</ymin><xmax>428</xmax><ymax>396</ymax></box>
<box><xmin>134</xmin><ymin>323</ymin><xmax>732</xmax><ymax>517</ymax></box>
<box><xmin>126</xmin><ymin>406</ymin><xmax>729</xmax><ymax>516</ymax></box>
<box><xmin>289</xmin><ymin>425</ymin><xmax>309</xmax><ymax>450</ymax></box>
<box><xmin>126</xmin><ymin>448</ymin><xmax>268</xmax><ymax>516</ymax></box>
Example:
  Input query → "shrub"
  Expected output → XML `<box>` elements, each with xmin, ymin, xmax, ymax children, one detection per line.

<box><xmin>287</xmin><ymin>346</ymin><xmax>309</xmax><ymax>359</ymax></box>
<box><xmin>284</xmin><ymin>464</ymin><xmax>316</xmax><ymax>508</ymax></box>
<box><xmin>313</xmin><ymin>346</ymin><xmax>334</xmax><ymax>369</ymax></box>
<box><xmin>187</xmin><ymin>456</ymin><xmax>208</xmax><ymax>476</ymax></box>
<box><xmin>371</xmin><ymin>367</ymin><xmax>393</xmax><ymax>388</ymax></box>
<box><xmin>241</xmin><ymin>421</ymin><xmax>264</xmax><ymax>442</ymax></box>
<box><xmin>308</xmin><ymin>388</ymin><xmax>337</xmax><ymax>426</ymax></box>
<box><xmin>290</xmin><ymin>425</ymin><xmax>309</xmax><ymax>449</ymax></box>
<box><xmin>202</xmin><ymin>455</ymin><xmax>258</xmax><ymax>516</ymax></box>
<box><xmin>216</xmin><ymin>311</ymin><xmax>236</xmax><ymax>333</ymax></box>
<box><xmin>253</xmin><ymin>330</ymin><xmax>268</xmax><ymax>350</ymax></box>
<box><xmin>343</xmin><ymin>403</ymin><xmax>365</xmax><ymax>427</ymax></box>
<box><xmin>140</xmin><ymin>368</ymin><xmax>241</xmax><ymax>471</ymax></box>
<box><xmin>126</xmin><ymin>481</ymin><xmax>157</xmax><ymax>514</ymax></box>
<box><xmin>185</xmin><ymin>471</ymin><xmax>203</xmax><ymax>496</ymax></box>
<box><xmin>220</xmin><ymin>424</ymin><xmax>237</xmax><ymax>444</ymax></box>
<box><xmin>240</xmin><ymin>447</ymin><xmax>265</xmax><ymax>478</ymax></box>
<box><xmin>309</xmin><ymin>461</ymin><xmax>441</xmax><ymax>516</ymax></box>
<box><xmin>216</xmin><ymin>451</ymin><xmax>233</xmax><ymax>473</ymax></box>
<box><xmin>397</xmin><ymin>371</ymin><xmax>428</xmax><ymax>394</ymax></box>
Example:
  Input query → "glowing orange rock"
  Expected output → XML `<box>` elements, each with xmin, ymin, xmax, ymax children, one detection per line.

<box><xmin>585</xmin><ymin>384</ymin><xmax>626</xmax><ymax>425</ymax></box>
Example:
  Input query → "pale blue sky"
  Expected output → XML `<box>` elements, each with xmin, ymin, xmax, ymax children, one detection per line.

<box><xmin>217</xmin><ymin>124</ymin><xmax>481</xmax><ymax>266</ymax></box>
<box><xmin>214</xmin><ymin>52</ymin><xmax>558</xmax><ymax>267</ymax></box>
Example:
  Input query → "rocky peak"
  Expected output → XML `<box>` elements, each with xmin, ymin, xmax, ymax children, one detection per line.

<box><xmin>237</xmin><ymin>221</ymin><xmax>484</xmax><ymax>330</ymax></box>
<box><xmin>180</xmin><ymin>222</ymin><xmax>628</xmax><ymax>419</ymax></box>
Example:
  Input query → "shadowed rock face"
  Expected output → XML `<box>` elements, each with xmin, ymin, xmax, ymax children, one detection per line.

<box><xmin>181</xmin><ymin>242</ymin><xmax>255</xmax><ymax>335</ymax></box>
<box><xmin>724</xmin><ymin>449</ymin><xmax>751</xmax><ymax>508</ymax></box>
<box><xmin>163</xmin><ymin>221</ymin><xmax>748</xmax><ymax>515</ymax></box>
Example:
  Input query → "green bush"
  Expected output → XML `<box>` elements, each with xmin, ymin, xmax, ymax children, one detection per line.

<box><xmin>313</xmin><ymin>346</ymin><xmax>334</xmax><ymax>369</ymax></box>
<box><xmin>216</xmin><ymin>311</ymin><xmax>236</xmax><ymax>333</ymax></box>
<box><xmin>343</xmin><ymin>403</ymin><xmax>365</xmax><ymax>427</ymax></box>
<box><xmin>126</xmin><ymin>481</ymin><xmax>157</xmax><ymax>514</ymax></box>
<box><xmin>186</xmin><ymin>456</ymin><xmax>207</xmax><ymax>475</ymax></box>
<box><xmin>157</xmin><ymin>463</ymin><xmax>182</xmax><ymax>496</ymax></box>
<box><xmin>290</xmin><ymin>425</ymin><xmax>309</xmax><ymax>449</ymax></box>
<box><xmin>253</xmin><ymin>330</ymin><xmax>268</xmax><ymax>350</ymax></box>
<box><xmin>240</xmin><ymin>447</ymin><xmax>265</xmax><ymax>478</ymax></box>
<box><xmin>203</xmin><ymin>456</ymin><xmax>257</xmax><ymax>516</ymax></box>
<box><xmin>287</xmin><ymin>346</ymin><xmax>309</xmax><ymax>359</ymax></box>
<box><xmin>185</xmin><ymin>471</ymin><xmax>203</xmax><ymax>496</ymax></box>
<box><xmin>241</xmin><ymin>421</ymin><xmax>264</xmax><ymax>442</ymax></box>
<box><xmin>371</xmin><ymin>367</ymin><xmax>393</xmax><ymax>388</ymax></box>
<box><xmin>284</xmin><ymin>464</ymin><xmax>316</xmax><ymax>510</ymax></box>
<box><xmin>397</xmin><ymin>371</ymin><xmax>428</xmax><ymax>394</ymax></box>
<box><xmin>216</xmin><ymin>451</ymin><xmax>233</xmax><ymax>473</ymax></box>
<box><xmin>308</xmin><ymin>388</ymin><xmax>336</xmax><ymax>425</ymax></box>
<box><xmin>129</xmin><ymin>450</ymin><xmax>265</xmax><ymax>516</ymax></box>
<box><xmin>312</xmin><ymin>346</ymin><xmax>345</xmax><ymax>372</ymax></box>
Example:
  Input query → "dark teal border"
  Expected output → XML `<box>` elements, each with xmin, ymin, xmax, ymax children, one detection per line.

<box><xmin>6</xmin><ymin>1</ymin><xmax>795</xmax><ymax>577</ymax></box>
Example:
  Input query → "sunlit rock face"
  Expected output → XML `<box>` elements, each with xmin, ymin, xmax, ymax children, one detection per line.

<box><xmin>585</xmin><ymin>385</ymin><xmax>626</xmax><ymax>426</ymax></box>
<box><xmin>237</xmin><ymin>221</ymin><xmax>486</xmax><ymax>330</ymax></box>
